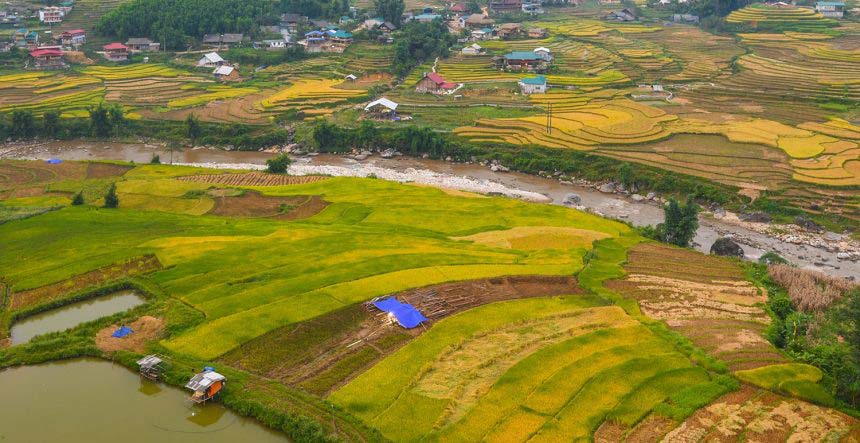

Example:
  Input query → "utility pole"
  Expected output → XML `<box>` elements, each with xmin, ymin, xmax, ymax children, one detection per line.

<box><xmin>546</xmin><ymin>103</ymin><xmax>552</xmax><ymax>134</ymax></box>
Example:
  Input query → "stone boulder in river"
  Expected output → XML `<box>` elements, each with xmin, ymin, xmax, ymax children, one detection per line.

<box><xmin>563</xmin><ymin>193</ymin><xmax>582</xmax><ymax>206</ymax></box>
<box><xmin>710</xmin><ymin>237</ymin><xmax>745</xmax><ymax>258</ymax></box>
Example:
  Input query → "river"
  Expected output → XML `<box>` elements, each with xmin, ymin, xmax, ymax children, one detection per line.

<box><xmin>2</xmin><ymin>140</ymin><xmax>857</xmax><ymax>278</ymax></box>
<box><xmin>10</xmin><ymin>290</ymin><xmax>145</xmax><ymax>345</ymax></box>
<box><xmin>0</xmin><ymin>359</ymin><xmax>288</xmax><ymax>442</ymax></box>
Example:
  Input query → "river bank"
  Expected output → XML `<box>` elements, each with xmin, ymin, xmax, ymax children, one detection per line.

<box><xmin>2</xmin><ymin>140</ymin><xmax>857</xmax><ymax>279</ymax></box>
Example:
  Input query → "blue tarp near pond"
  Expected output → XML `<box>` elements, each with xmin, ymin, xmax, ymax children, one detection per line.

<box><xmin>371</xmin><ymin>297</ymin><xmax>428</xmax><ymax>329</ymax></box>
<box><xmin>112</xmin><ymin>326</ymin><xmax>133</xmax><ymax>338</ymax></box>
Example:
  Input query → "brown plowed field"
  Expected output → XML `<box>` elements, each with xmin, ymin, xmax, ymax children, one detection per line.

<box><xmin>207</xmin><ymin>192</ymin><xmax>327</xmax><ymax>220</ymax></box>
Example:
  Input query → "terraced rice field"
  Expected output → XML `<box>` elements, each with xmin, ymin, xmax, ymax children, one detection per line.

<box><xmin>608</xmin><ymin>242</ymin><xmax>786</xmax><ymax>372</ymax></box>
<box><xmin>259</xmin><ymin>78</ymin><xmax>367</xmax><ymax>117</ymax></box>
<box><xmin>177</xmin><ymin>172</ymin><xmax>328</xmax><ymax>186</ymax></box>
<box><xmin>331</xmin><ymin>298</ymin><xmax>716</xmax><ymax>442</ymax></box>
<box><xmin>727</xmin><ymin>4</ymin><xmax>838</xmax><ymax>32</ymax></box>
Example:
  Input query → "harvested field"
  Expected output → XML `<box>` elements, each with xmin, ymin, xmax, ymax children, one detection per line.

<box><xmin>177</xmin><ymin>172</ymin><xmax>327</xmax><ymax>187</ymax></box>
<box><xmin>608</xmin><ymin>242</ymin><xmax>785</xmax><ymax>371</ymax></box>
<box><xmin>86</xmin><ymin>162</ymin><xmax>133</xmax><ymax>179</ymax></box>
<box><xmin>219</xmin><ymin>275</ymin><xmax>581</xmax><ymax>396</ymax></box>
<box><xmin>10</xmin><ymin>255</ymin><xmax>161</xmax><ymax>311</ymax></box>
<box><xmin>207</xmin><ymin>192</ymin><xmax>328</xmax><ymax>220</ymax></box>
<box><xmin>95</xmin><ymin>315</ymin><xmax>164</xmax><ymax>353</ymax></box>
<box><xmin>659</xmin><ymin>386</ymin><xmax>859</xmax><ymax>442</ymax></box>
<box><xmin>0</xmin><ymin>160</ymin><xmax>86</xmax><ymax>190</ymax></box>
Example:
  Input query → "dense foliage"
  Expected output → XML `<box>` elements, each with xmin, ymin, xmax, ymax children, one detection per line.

<box><xmin>96</xmin><ymin>0</ymin><xmax>278</xmax><ymax>49</ymax></box>
<box><xmin>757</xmin><ymin>265</ymin><xmax>860</xmax><ymax>408</ymax></box>
<box><xmin>392</xmin><ymin>19</ymin><xmax>455</xmax><ymax>77</ymax></box>
<box><xmin>280</xmin><ymin>0</ymin><xmax>349</xmax><ymax>19</ymax></box>
<box><xmin>374</xmin><ymin>0</ymin><xmax>405</xmax><ymax>26</ymax></box>
<box><xmin>266</xmin><ymin>153</ymin><xmax>293</xmax><ymax>173</ymax></box>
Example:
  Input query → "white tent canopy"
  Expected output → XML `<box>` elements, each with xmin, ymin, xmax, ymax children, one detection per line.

<box><xmin>364</xmin><ymin>97</ymin><xmax>398</xmax><ymax>112</ymax></box>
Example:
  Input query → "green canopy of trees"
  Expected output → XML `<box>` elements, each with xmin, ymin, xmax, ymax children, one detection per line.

<box><xmin>392</xmin><ymin>19</ymin><xmax>455</xmax><ymax>77</ymax></box>
<box><xmin>96</xmin><ymin>0</ymin><xmax>278</xmax><ymax>49</ymax></box>
<box><xmin>374</xmin><ymin>0</ymin><xmax>405</xmax><ymax>26</ymax></box>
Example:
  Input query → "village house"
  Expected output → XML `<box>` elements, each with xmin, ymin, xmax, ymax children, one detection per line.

<box><xmin>198</xmin><ymin>51</ymin><xmax>226</xmax><ymax>67</ymax></box>
<box><xmin>471</xmin><ymin>27</ymin><xmax>495</xmax><ymax>40</ymax></box>
<box><xmin>533</xmin><ymin>46</ymin><xmax>553</xmax><ymax>62</ymax></box>
<box><xmin>528</xmin><ymin>27</ymin><xmax>547</xmax><ymax>38</ymax></box>
<box><xmin>599</xmin><ymin>0</ymin><xmax>622</xmax><ymax>4</ymax></box>
<box><xmin>378</xmin><ymin>21</ymin><xmax>398</xmax><ymax>34</ymax></box>
<box><xmin>259</xmin><ymin>39</ymin><xmax>287</xmax><ymax>50</ymax></box>
<box><xmin>202</xmin><ymin>33</ymin><xmax>245</xmax><ymax>49</ymax></box>
<box><xmin>362</xmin><ymin>17</ymin><xmax>384</xmax><ymax>30</ymax></box>
<box><xmin>327</xmin><ymin>29</ymin><xmax>354</xmax><ymax>52</ymax></box>
<box><xmin>497</xmin><ymin>23</ymin><xmax>523</xmax><ymax>39</ymax></box>
<box><xmin>280</xmin><ymin>13</ymin><xmax>307</xmax><ymax>32</ymax></box>
<box><xmin>302</xmin><ymin>28</ymin><xmax>353</xmax><ymax>53</ymax></box>
<box><xmin>58</xmin><ymin>29</ymin><xmax>86</xmax><ymax>47</ymax></box>
<box><xmin>518</xmin><ymin>75</ymin><xmax>546</xmax><ymax>94</ymax></box>
<box><xmin>364</xmin><ymin>97</ymin><xmax>399</xmax><ymax>119</ymax></box>
<box><xmin>125</xmin><ymin>38</ymin><xmax>159</xmax><ymax>52</ymax></box>
<box><xmin>13</xmin><ymin>28</ymin><xmax>39</xmax><ymax>48</ymax></box>
<box><xmin>463</xmin><ymin>13</ymin><xmax>494</xmax><ymax>29</ymax></box>
<box><xmin>451</xmin><ymin>3</ymin><xmax>468</xmax><ymax>13</ymax></box>
<box><xmin>604</xmin><ymin>8</ymin><xmax>637</xmax><ymax>21</ymax></box>
<box><xmin>497</xmin><ymin>50</ymin><xmax>544</xmax><ymax>70</ymax></box>
<box><xmin>522</xmin><ymin>2</ymin><xmax>544</xmax><ymax>14</ymax></box>
<box><xmin>38</xmin><ymin>7</ymin><xmax>64</xmax><ymax>24</ymax></box>
<box><xmin>29</xmin><ymin>47</ymin><xmax>65</xmax><ymax>69</ymax></box>
<box><xmin>461</xmin><ymin>43</ymin><xmax>483</xmax><ymax>55</ymax></box>
<box><xmin>412</xmin><ymin>13</ymin><xmax>441</xmax><ymax>23</ymax></box>
<box><xmin>0</xmin><ymin>11</ymin><xmax>22</xmax><ymax>27</ymax></box>
<box><xmin>490</xmin><ymin>0</ymin><xmax>523</xmax><ymax>12</ymax></box>
<box><xmin>815</xmin><ymin>1</ymin><xmax>844</xmax><ymax>17</ymax></box>
<box><xmin>416</xmin><ymin>72</ymin><xmax>457</xmax><ymax>94</ymax></box>
<box><xmin>102</xmin><ymin>42</ymin><xmax>129</xmax><ymax>61</ymax></box>
<box><xmin>213</xmin><ymin>65</ymin><xmax>240</xmax><ymax>81</ymax></box>
<box><xmin>672</xmin><ymin>13</ymin><xmax>699</xmax><ymax>23</ymax></box>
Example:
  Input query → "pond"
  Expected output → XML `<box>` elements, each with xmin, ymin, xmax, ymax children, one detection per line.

<box><xmin>0</xmin><ymin>359</ymin><xmax>288</xmax><ymax>442</ymax></box>
<box><xmin>10</xmin><ymin>290</ymin><xmax>146</xmax><ymax>345</ymax></box>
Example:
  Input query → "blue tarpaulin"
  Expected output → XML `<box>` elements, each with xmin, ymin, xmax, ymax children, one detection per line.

<box><xmin>111</xmin><ymin>325</ymin><xmax>133</xmax><ymax>338</ymax></box>
<box><xmin>45</xmin><ymin>159</ymin><xmax>63</xmax><ymax>164</ymax></box>
<box><xmin>372</xmin><ymin>297</ymin><xmax>428</xmax><ymax>329</ymax></box>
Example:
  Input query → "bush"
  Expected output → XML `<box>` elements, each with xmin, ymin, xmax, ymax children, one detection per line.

<box><xmin>71</xmin><ymin>192</ymin><xmax>84</xmax><ymax>206</ymax></box>
<box><xmin>266</xmin><ymin>153</ymin><xmax>292</xmax><ymax>174</ymax></box>
<box><xmin>768</xmin><ymin>264</ymin><xmax>855</xmax><ymax>312</ymax></box>
<box><xmin>103</xmin><ymin>183</ymin><xmax>119</xmax><ymax>208</ymax></box>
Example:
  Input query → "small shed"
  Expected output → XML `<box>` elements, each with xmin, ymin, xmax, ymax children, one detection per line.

<box><xmin>461</xmin><ymin>43</ymin><xmax>483</xmax><ymax>55</ymax></box>
<box><xmin>213</xmin><ymin>65</ymin><xmax>239</xmax><ymax>81</ymax></box>
<box><xmin>533</xmin><ymin>47</ymin><xmax>553</xmax><ymax>62</ymax></box>
<box><xmin>198</xmin><ymin>52</ymin><xmax>226</xmax><ymax>67</ymax></box>
<box><xmin>185</xmin><ymin>369</ymin><xmax>226</xmax><ymax>403</ymax></box>
<box><xmin>136</xmin><ymin>354</ymin><xmax>164</xmax><ymax>381</ymax></box>
<box><xmin>345</xmin><ymin>73</ymin><xmax>358</xmax><ymax>81</ymax></box>
<box><xmin>364</xmin><ymin>97</ymin><xmax>399</xmax><ymax>119</ymax></box>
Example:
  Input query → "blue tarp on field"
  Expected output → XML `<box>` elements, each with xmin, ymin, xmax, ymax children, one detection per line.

<box><xmin>45</xmin><ymin>158</ymin><xmax>63</xmax><ymax>164</ymax></box>
<box><xmin>112</xmin><ymin>325</ymin><xmax>133</xmax><ymax>338</ymax></box>
<box><xmin>372</xmin><ymin>297</ymin><xmax>428</xmax><ymax>329</ymax></box>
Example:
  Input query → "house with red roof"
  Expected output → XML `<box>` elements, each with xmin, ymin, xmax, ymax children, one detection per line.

<box><xmin>58</xmin><ymin>29</ymin><xmax>86</xmax><ymax>47</ymax></box>
<box><xmin>29</xmin><ymin>48</ymin><xmax>65</xmax><ymax>69</ymax></box>
<box><xmin>415</xmin><ymin>72</ymin><xmax>457</xmax><ymax>94</ymax></box>
<box><xmin>102</xmin><ymin>42</ymin><xmax>128</xmax><ymax>61</ymax></box>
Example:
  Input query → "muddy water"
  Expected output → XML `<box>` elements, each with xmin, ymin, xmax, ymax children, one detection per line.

<box><xmin>0</xmin><ymin>359</ymin><xmax>288</xmax><ymax>442</ymax></box>
<box><xmin>2</xmin><ymin>140</ymin><xmax>857</xmax><ymax>278</ymax></box>
<box><xmin>10</xmin><ymin>290</ymin><xmax>145</xmax><ymax>345</ymax></box>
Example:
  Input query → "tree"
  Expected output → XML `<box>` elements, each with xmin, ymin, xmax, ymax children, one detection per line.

<box><xmin>71</xmin><ymin>191</ymin><xmax>84</xmax><ymax>205</ymax></box>
<box><xmin>354</xmin><ymin>120</ymin><xmax>378</xmax><ymax>150</ymax></box>
<box><xmin>10</xmin><ymin>110</ymin><xmax>36</xmax><ymax>139</ymax></box>
<box><xmin>108</xmin><ymin>104</ymin><xmax>125</xmax><ymax>136</ymax></box>
<box><xmin>266</xmin><ymin>153</ymin><xmax>292</xmax><ymax>173</ymax></box>
<box><xmin>618</xmin><ymin>163</ymin><xmax>635</xmax><ymax>190</ymax></box>
<box><xmin>392</xmin><ymin>19</ymin><xmax>455</xmax><ymax>76</ymax></box>
<box><xmin>150</xmin><ymin>154</ymin><xmax>161</xmax><ymax>164</ymax></box>
<box><xmin>165</xmin><ymin>140</ymin><xmax>183</xmax><ymax>164</ymax></box>
<box><xmin>42</xmin><ymin>110</ymin><xmax>61</xmax><ymax>138</ymax></box>
<box><xmin>185</xmin><ymin>114</ymin><xmax>201</xmax><ymax>142</ymax></box>
<box><xmin>374</xmin><ymin>0</ymin><xmax>405</xmax><ymax>26</ymax></box>
<box><xmin>660</xmin><ymin>196</ymin><xmax>699</xmax><ymax>247</ymax></box>
<box><xmin>89</xmin><ymin>104</ymin><xmax>111</xmax><ymax>138</ymax></box>
<box><xmin>103</xmin><ymin>183</ymin><xmax>119</xmax><ymax>208</ymax></box>
<box><xmin>467</xmin><ymin>0</ymin><xmax>482</xmax><ymax>13</ymax></box>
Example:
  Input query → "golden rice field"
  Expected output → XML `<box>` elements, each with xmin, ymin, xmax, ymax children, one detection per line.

<box><xmin>726</xmin><ymin>4</ymin><xmax>837</xmax><ymax>31</ymax></box>
<box><xmin>258</xmin><ymin>78</ymin><xmax>366</xmax><ymax>116</ymax></box>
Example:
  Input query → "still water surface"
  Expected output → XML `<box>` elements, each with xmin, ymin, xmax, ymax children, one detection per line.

<box><xmin>0</xmin><ymin>359</ymin><xmax>288</xmax><ymax>442</ymax></box>
<box><xmin>10</xmin><ymin>290</ymin><xmax>146</xmax><ymax>345</ymax></box>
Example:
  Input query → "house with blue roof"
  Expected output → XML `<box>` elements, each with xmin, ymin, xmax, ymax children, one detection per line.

<box><xmin>412</xmin><ymin>13</ymin><xmax>441</xmax><ymax>23</ymax></box>
<box><xmin>518</xmin><ymin>75</ymin><xmax>547</xmax><ymax>94</ymax></box>
<box><xmin>815</xmin><ymin>1</ymin><xmax>844</xmax><ymax>17</ymax></box>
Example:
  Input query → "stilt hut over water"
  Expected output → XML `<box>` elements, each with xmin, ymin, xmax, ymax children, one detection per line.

<box><xmin>136</xmin><ymin>354</ymin><xmax>164</xmax><ymax>381</ymax></box>
<box><xmin>185</xmin><ymin>368</ymin><xmax>226</xmax><ymax>403</ymax></box>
